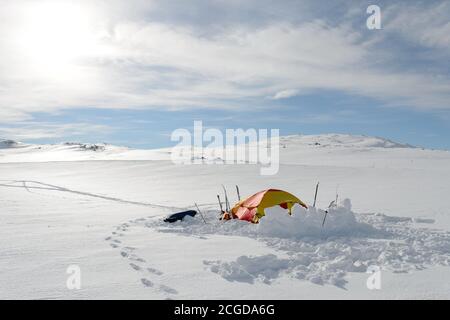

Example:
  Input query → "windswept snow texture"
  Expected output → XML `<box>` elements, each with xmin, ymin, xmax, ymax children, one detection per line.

<box><xmin>1</xmin><ymin>134</ymin><xmax>450</xmax><ymax>299</ymax></box>
<box><xmin>143</xmin><ymin>201</ymin><xmax>450</xmax><ymax>288</ymax></box>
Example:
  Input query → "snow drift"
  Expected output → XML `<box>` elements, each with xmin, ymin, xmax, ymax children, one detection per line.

<box><xmin>1</xmin><ymin>133</ymin><xmax>450</xmax><ymax>299</ymax></box>
<box><xmin>257</xmin><ymin>199</ymin><xmax>379</xmax><ymax>239</ymax></box>
<box><xmin>150</xmin><ymin>199</ymin><xmax>380</xmax><ymax>240</ymax></box>
<box><xmin>141</xmin><ymin>200</ymin><xmax>450</xmax><ymax>287</ymax></box>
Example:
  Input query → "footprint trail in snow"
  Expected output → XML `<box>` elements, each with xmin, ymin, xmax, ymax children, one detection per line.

<box><xmin>105</xmin><ymin>219</ymin><xmax>178</xmax><ymax>297</ymax></box>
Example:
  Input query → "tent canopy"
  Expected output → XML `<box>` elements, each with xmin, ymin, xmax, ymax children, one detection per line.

<box><xmin>231</xmin><ymin>189</ymin><xmax>308</xmax><ymax>223</ymax></box>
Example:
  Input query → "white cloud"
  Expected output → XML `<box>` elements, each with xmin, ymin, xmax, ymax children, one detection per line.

<box><xmin>272</xmin><ymin>89</ymin><xmax>301</xmax><ymax>100</ymax></box>
<box><xmin>0</xmin><ymin>122</ymin><xmax>114</xmax><ymax>140</ymax></box>
<box><xmin>0</xmin><ymin>0</ymin><xmax>449</xmax><ymax>123</ymax></box>
<box><xmin>385</xmin><ymin>2</ymin><xmax>450</xmax><ymax>50</ymax></box>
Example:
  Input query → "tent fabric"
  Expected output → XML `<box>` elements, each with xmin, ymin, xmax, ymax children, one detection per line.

<box><xmin>231</xmin><ymin>189</ymin><xmax>308</xmax><ymax>223</ymax></box>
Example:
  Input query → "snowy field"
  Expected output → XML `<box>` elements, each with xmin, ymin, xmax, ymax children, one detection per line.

<box><xmin>1</xmin><ymin>134</ymin><xmax>450</xmax><ymax>299</ymax></box>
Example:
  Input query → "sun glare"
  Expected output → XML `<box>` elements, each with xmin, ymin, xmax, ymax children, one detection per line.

<box><xmin>16</xmin><ymin>1</ymin><xmax>103</xmax><ymax>77</ymax></box>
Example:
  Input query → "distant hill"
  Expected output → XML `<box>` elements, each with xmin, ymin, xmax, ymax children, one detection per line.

<box><xmin>0</xmin><ymin>139</ymin><xmax>26</xmax><ymax>149</ymax></box>
<box><xmin>280</xmin><ymin>134</ymin><xmax>415</xmax><ymax>149</ymax></box>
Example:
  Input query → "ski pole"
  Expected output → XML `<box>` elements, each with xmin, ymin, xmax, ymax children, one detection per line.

<box><xmin>322</xmin><ymin>211</ymin><xmax>328</xmax><ymax>227</ymax></box>
<box><xmin>313</xmin><ymin>182</ymin><xmax>319</xmax><ymax>207</ymax></box>
<box><xmin>217</xmin><ymin>195</ymin><xmax>224</xmax><ymax>212</ymax></box>
<box><xmin>195</xmin><ymin>203</ymin><xmax>207</xmax><ymax>224</ymax></box>
<box><xmin>222</xmin><ymin>184</ymin><xmax>230</xmax><ymax>212</ymax></box>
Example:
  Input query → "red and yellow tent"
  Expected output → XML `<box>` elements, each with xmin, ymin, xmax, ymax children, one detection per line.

<box><xmin>230</xmin><ymin>189</ymin><xmax>307</xmax><ymax>223</ymax></box>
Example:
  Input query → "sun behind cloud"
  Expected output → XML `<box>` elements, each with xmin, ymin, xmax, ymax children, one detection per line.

<box><xmin>14</xmin><ymin>1</ymin><xmax>108</xmax><ymax>78</ymax></box>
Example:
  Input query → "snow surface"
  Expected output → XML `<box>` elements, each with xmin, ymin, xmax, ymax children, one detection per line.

<box><xmin>1</xmin><ymin>134</ymin><xmax>450</xmax><ymax>299</ymax></box>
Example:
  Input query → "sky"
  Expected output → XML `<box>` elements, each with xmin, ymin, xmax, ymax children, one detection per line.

<box><xmin>0</xmin><ymin>0</ymin><xmax>449</xmax><ymax>149</ymax></box>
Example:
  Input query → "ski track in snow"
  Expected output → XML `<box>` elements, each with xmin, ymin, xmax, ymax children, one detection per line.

<box><xmin>0</xmin><ymin>180</ymin><xmax>183</xmax><ymax>211</ymax></box>
<box><xmin>110</xmin><ymin>202</ymin><xmax>450</xmax><ymax>289</ymax></box>
<box><xmin>0</xmin><ymin>180</ymin><xmax>190</xmax><ymax>297</ymax></box>
<box><xmin>2</xmin><ymin>134</ymin><xmax>450</xmax><ymax>298</ymax></box>
<box><xmin>2</xmin><ymin>176</ymin><xmax>450</xmax><ymax>294</ymax></box>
